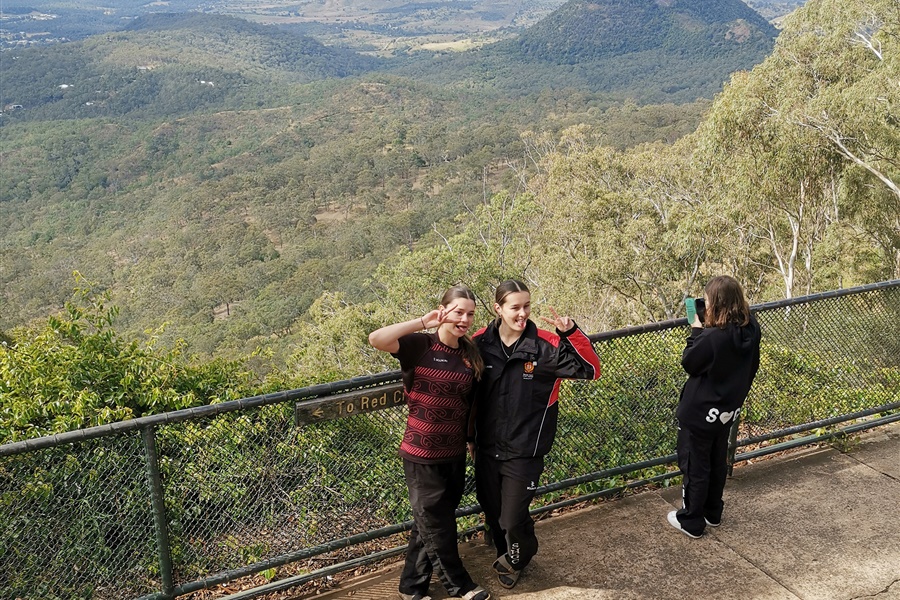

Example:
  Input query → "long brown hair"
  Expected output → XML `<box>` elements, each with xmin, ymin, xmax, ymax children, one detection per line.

<box><xmin>704</xmin><ymin>275</ymin><xmax>751</xmax><ymax>328</ymax></box>
<box><xmin>441</xmin><ymin>285</ymin><xmax>485</xmax><ymax>379</ymax></box>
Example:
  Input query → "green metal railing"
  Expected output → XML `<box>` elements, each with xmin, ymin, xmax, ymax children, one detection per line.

<box><xmin>1</xmin><ymin>280</ymin><xmax>898</xmax><ymax>600</ymax></box>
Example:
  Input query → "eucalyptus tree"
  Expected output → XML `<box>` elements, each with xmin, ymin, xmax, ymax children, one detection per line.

<box><xmin>695</xmin><ymin>74</ymin><xmax>842</xmax><ymax>299</ymax></box>
<box><xmin>524</xmin><ymin>128</ymin><xmax>727</xmax><ymax>328</ymax></box>
<box><xmin>693</xmin><ymin>0</ymin><xmax>900</xmax><ymax>297</ymax></box>
<box><xmin>790</xmin><ymin>0</ymin><xmax>900</xmax><ymax>277</ymax></box>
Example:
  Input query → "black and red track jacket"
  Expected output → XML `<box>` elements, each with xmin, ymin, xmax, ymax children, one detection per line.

<box><xmin>472</xmin><ymin>319</ymin><xmax>601</xmax><ymax>460</ymax></box>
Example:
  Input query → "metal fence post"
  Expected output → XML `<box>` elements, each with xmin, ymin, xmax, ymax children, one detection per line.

<box><xmin>142</xmin><ymin>425</ymin><xmax>176</xmax><ymax>599</ymax></box>
<box><xmin>727</xmin><ymin>413</ymin><xmax>742</xmax><ymax>477</ymax></box>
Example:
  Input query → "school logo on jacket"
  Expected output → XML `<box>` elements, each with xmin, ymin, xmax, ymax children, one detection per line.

<box><xmin>523</xmin><ymin>361</ymin><xmax>535</xmax><ymax>380</ymax></box>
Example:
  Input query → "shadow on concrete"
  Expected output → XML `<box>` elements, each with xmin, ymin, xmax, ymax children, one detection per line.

<box><xmin>297</xmin><ymin>422</ymin><xmax>900</xmax><ymax>600</ymax></box>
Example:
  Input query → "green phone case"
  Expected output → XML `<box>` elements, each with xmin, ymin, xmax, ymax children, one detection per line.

<box><xmin>685</xmin><ymin>297</ymin><xmax>698</xmax><ymax>324</ymax></box>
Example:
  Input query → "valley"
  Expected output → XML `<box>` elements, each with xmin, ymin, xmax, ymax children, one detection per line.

<box><xmin>1</xmin><ymin>0</ymin><xmax>805</xmax><ymax>52</ymax></box>
<box><xmin>3</xmin><ymin>0</ymin><xmax>895</xmax><ymax>380</ymax></box>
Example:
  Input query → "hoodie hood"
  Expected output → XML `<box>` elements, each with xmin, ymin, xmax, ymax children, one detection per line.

<box><xmin>733</xmin><ymin>314</ymin><xmax>761</xmax><ymax>352</ymax></box>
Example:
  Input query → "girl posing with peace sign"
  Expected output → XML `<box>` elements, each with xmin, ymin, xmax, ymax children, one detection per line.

<box><xmin>470</xmin><ymin>279</ymin><xmax>601</xmax><ymax>589</ymax></box>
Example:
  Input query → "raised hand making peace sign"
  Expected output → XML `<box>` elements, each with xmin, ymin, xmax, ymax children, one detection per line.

<box><xmin>539</xmin><ymin>305</ymin><xmax>576</xmax><ymax>333</ymax></box>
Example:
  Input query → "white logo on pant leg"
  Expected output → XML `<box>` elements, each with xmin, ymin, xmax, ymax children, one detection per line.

<box><xmin>509</xmin><ymin>542</ymin><xmax>520</xmax><ymax>565</ymax></box>
<box><xmin>706</xmin><ymin>407</ymin><xmax>741</xmax><ymax>424</ymax></box>
<box><xmin>526</xmin><ymin>480</ymin><xmax>537</xmax><ymax>491</ymax></box>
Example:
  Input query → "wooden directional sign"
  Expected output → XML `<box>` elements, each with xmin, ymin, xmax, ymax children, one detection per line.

<box><xmin>295</xmin><ymin>383</ymin><xmax>406</xmax><ymax>425</ymax></box>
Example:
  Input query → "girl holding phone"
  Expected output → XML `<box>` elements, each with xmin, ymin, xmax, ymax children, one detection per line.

<box><xmin>669</xmin><ymin>275</ymin><xmax>761</xmax><ymax>538</ymax></box>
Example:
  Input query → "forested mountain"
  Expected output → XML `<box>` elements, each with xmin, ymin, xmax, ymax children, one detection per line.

<box><xmin>514</xmin><ymin>0</ymin><xmax>776</xmax><ymax>61</ymax></box>
<box><xmin>3</xmin><ymin>0</ymin><xmax>899</xmax><ymax>439</ymax></box>
<box><xmin>1</xmin><ymin>9</ymin><xmax>714</xmax><ymax>362</ymax></box>
<box><xmin>0</xmin><ymin>0</ymin><xmax>800</xmax><ymax>55</ymax></box>
<box><xmin>383</xmin><ymin>0</ymin><xmax>776</xmax><ymax>102</ymax></box>
<box><xmin>0</xmin><ymin>13</ymin><xmax>381</xmax><ymax>121</ymax></box>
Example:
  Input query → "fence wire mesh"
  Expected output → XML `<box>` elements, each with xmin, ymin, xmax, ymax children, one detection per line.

<box><xmin>0</xmin><ymin>433</ymin><xmax>158</xmax><ymax>600</ymax></box>
<box><xmin>1</xmin><ymin>281</ymin><xmax>898</xmax><ymax>600</ymax></box>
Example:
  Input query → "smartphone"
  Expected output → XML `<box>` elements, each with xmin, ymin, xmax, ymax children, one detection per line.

<box><xmin>685</xmin><ymin>297</ymin><xmax>706</xmax><ymax>325</ymax></box>
<box><xmin>685</xmin><ymin>297</ymin><xmax>699</xmax><ymax>324</ymax></box>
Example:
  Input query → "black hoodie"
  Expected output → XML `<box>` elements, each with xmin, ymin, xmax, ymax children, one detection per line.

<box><xmin>676</xmin><ymin>314</ymin><xmax>761</xmax><ymax>434</ymax></box>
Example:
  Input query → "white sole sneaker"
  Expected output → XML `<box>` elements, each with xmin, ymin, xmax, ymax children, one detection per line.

<box><xmin>667</xmin><ymin>510</ymin><xmax>702</xmax><ymax>539</ymax></box>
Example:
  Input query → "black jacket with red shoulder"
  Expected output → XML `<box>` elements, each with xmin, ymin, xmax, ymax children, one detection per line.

<box><xmin>472</xmin><ymin>319</ymin><xmax>601</xmax><ymax>460</ymax></box>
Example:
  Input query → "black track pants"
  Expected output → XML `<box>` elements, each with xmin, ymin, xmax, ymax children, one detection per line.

<box><xmin>399</xmin><ymin>458</ymin><xmax>475</xmax><ymax>597</ymax></box>
<box><xmin>675</xmin><ymin>424</ymin><xmax>729</xmax><ymax>535</ymax></box>
<box><xmin>475</xmin><ymin>453</ymin><xmax>543</xmax><ymax>571</ymax></box>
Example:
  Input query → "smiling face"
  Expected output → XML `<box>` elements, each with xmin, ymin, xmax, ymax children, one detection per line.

<box><xmin>439</xmin><ymin>298</ymin><xmax>476</xmax><ymax>344</ymax></box>
<box><xmin>495</xmin><ymin>290</ymin><xmax>531</xmax><ymax>337</ymax></box>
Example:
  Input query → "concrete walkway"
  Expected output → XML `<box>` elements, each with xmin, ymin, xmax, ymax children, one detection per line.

<box><xmin>298</xmin><ymin>422</ymin><xmax>900</xmax><ymax>600</ymax></box>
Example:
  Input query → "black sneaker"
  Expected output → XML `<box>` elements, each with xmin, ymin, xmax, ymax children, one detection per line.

<box><xmin>458</xmin><ymin>585</ymin><xmax>491</xmax><ymax>600</ymax></box>
<box><xmin>399</xmin><ymin>593</ymin><xmax>432</xmax><ymax>600</ymax></box>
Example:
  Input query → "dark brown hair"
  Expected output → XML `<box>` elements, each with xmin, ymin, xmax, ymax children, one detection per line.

<box><xmin>441</xmin><ymin>285</ymin><xmax>485</xmax><ymax>379</ymax></box>
<box><xmin>494</xmin><ymin>279</ymin><xmax>530</xmax><ymax>307</ymax></box>
<box><xmin>704</xmin><ymin>275</ymin><xmax>751</xmax><ymax>328</ymax></box>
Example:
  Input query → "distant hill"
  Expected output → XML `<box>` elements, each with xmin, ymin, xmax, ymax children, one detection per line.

<box><xmin>0</xmin><ymin>3</ymin><xmax>759</xmax><ymax>361</ymax></box>
<box><xmin>386</xmin><ymin>0</ymin><xmax>777</xmax><ymax>102</ymax></box>
<box><xmin>0</xmin><ymin>13</ymin><xmax>381</xmax><ymax>120</ymax></box>
<box><xmin>515</xmin><ymin>0</ymin><xmax>777</xmax><ymax>62</ymax></box>
<box><xmin>121</xmin><ymin>13</ymin><xmax>380</xmax><ymax>78</ymax></box>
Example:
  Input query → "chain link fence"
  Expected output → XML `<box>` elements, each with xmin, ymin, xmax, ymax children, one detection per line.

<box><xmin>2</xmin><ymin>281</ymin><xmax>899</xmax><ymax>600</ymax></box>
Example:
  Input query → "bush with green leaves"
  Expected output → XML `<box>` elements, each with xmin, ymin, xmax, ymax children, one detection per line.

<box><xmin>0</xmin><ymin>281</ymin><xmax>258</xmax><ymax>444</ymax></box>
<box><xmin>0</xmin><ymin>283</ymin><xmax>265</xmax><ymax>598</ymax></box>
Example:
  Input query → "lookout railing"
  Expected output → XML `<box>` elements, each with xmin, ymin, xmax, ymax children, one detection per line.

<box><xmin>2</xmin><ymin>280</ymin><xmax>899</xmax><ymax>600</ymax></box>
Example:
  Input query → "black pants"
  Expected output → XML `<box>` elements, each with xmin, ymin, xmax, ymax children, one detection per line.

<box><xmin>675</xmin><ymin>424</ymin><xmax>729</xmax><ymax>536</ymax></box>
<box><xmin>399</xmin><ymin>457</ymin><xmax>475</xmax><ymax>597</ymax></box>
<box><xmin>475</xmin><ymin>453</ymin><xmax>543</xmax><ymax>572</ymax></box>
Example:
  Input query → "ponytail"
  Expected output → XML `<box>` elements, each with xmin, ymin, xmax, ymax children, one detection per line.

<box><xmin>458</xmin><ymin>335</ymin><xmax>484</xmax><ymax>380</ymax></box>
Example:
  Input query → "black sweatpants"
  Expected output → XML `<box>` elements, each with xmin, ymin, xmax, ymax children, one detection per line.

<box><xmin>675</xmin><ymin>423</ymin><xmax>730</xmax><ymax>536</ymax></box>
<box><xmin>475</xmin><ymin>453</ymin><xmax>544</xmax><ymax>572</ymax></box>
<box><xmin>399</xmin><ymin>457</ymin><xmax>475</xmax><ymax>598</ymax></box>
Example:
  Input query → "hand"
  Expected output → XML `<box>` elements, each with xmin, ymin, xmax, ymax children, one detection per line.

<box><xmin>421</xmin><ymin>303</ymin><xmax>460</xmax><ymax>329</ymax></box>
<box><xmin>539</xmin><ymin>306</ymin><xmax>575</xmax><ymax>332</ymax></box>
<box><xmin>690</xmin><ymin>313</ymin><xmax>703</xmax><ymax>328</ymax></box>
<box><xmin>467</xmin><ymin>441</ymin><xmax>476</xmax><ymax>461</ymax></box>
